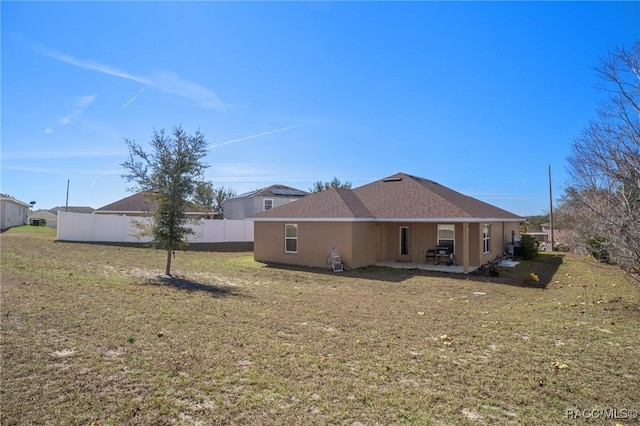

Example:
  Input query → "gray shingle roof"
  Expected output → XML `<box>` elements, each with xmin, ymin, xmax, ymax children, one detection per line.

<box><xmin>253</xmin><ymin>173</ymin><xmax>522</xmax><ymax>221</ymax></box>
<box><xmin>95</xmin><ymin>192</ymin><xmax>157</xmax><ymax>213</ymax></box>
<box><xmin>95</xmin><ymin>191</ymin><xmax>209</xmax><ymax>214</ymax></box>
<box><xmin>231</xmin><ymin>185</ymin><xmax>308</xmax><ymax>200</ymax></box>
<box><xmin>48</xmin><ymin>206</ymin><xmax>95</xmax><ymax>215</ymax></box>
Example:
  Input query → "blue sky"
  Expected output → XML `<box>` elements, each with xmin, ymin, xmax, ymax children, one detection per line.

<box><xmin>2</xmin><ymin>2</ymin><xmax>638</xmax><ymax>215</ymax></box>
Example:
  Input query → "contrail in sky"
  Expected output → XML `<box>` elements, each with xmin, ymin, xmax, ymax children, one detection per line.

<box><xmin>122</xmin><ymin>88</ymin><xmax>145</xmax><ymax>109</ymax></box>
<box><xmin>92</xmin><ymin>170</ymin><xmax>123</xmax><ymax>187</ymax></box>
<box><xmin>208</xmin><ymin>124</ymin><xmax>302</xmax><ymax>150</ymax></box>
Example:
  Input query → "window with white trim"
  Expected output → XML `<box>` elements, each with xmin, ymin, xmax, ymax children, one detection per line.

<box><xmin>285</xmin><ymin>224</ymin><xmax>298</xmax><ymax>253</ymax></box>
<box><xmin>437</xmin><ymin>224</ymin><xmax>455</xmax><ymax>254</ymax></box>
<box><xmin>264</xmin><ymin>199</ymin><xmax>274</xmax><ymax>211</ymax></box>
<box><xmin>482</xmin><ymin>224</ymin><xmax>491</xmax><ymax>253</ymax></box>
<box><xmin>399</xmin><ymin>226</ymin><xmax>410</xmax><ymax>255</ymax></box>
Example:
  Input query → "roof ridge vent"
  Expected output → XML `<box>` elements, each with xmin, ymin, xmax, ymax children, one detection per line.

<box><xmin>413</xmin><ymin>176</ymin><xmax>440</xmax><ymax>185</ymax></box>
<box><xmin>383</xmin><ymin>177</ymin><xmax>403</xmax><ymax>182</ymax></box>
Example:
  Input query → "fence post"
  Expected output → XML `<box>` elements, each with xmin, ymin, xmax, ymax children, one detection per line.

<box><xmin>56</xmin><ymin>210</ymin><xmax>62</xmax><ymax>240</ymax></box>
<box><xmin>90</xmin><ymin>213</ymin><xmax>94</xmax><ymax>242</ymax></box>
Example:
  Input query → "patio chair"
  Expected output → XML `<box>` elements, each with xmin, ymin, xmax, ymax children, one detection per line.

<box><xmin>425</xmin><ymin>249</ymin><xmax>437</xmax><ymax>264</ymax></box>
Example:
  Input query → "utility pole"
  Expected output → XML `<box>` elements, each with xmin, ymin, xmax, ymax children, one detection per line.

<box><xmin>548</xmin><ymin>165</ymin><xmax>554</xmax><ymax>251</ymax></box>
<box><xmin>65</xmin><ymin>179</ymin><xmax>70</xmax><ymax>212</ymax></box>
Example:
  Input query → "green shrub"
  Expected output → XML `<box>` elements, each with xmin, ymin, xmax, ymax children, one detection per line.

<box><xmin>586</xmin><ymin>236</ymin><xmax>610</xmax><ymax>263</ymax></box>
<box><xmin>520</xmin><ymin>234</ymin><xmax>540</xmax><ymax>260</ymax></box>
<box><xmin>29</xmin><ymin>218</ymin><xmax>47</xmax><ymax>226</ymax></box>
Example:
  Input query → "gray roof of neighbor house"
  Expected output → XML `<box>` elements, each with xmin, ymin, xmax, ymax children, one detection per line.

<box><xmin>30</xmin><ymin>209</ymin><xmax>58</xmax><ymax>218</ymax></box>
<box><xmin>48</xmin><ymin>206</ymin><xmax>95</xmax><ymax>215</ymax></box>
<box><xmin>95</xmin><ymin>191</ymin><xmax>209</xmax><ymax>214</ymax></box>
<box><xmin>230</xmin><ymin>184</ymin><xmax>308</xmax><ymax>200</ymax></box>
<box><xmin>253</xmin><ymin>172</ymin><xmax>523</xmax><ymax>222</ymax></box>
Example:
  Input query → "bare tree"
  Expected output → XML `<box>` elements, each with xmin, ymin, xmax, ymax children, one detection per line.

<box><xmin>563</xmin><ymin>42</ymin><xmax>640</xmax><ymax>271</ymax></box>
<box><xmin>309</xmin><ymin>177</ymin><xmax>352</xmax><ymax>193</ymax></box>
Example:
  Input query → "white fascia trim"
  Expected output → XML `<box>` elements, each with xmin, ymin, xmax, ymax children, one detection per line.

<box><xmin>93</xmin><ymin>211</ymin><xmax>206</xmax><ymax>215</ymax></box>
<box><xmin>377</xmin><ymin>217</ymin><xmax>524</xmax><ymax>223</ymax></box>
<box><xmin>252</xmin><ymin>217</ymin><xmax>523</xmax><ymax>223</ymax></box>
<box><xmin>251</xmin><ymin>217</ymin><xmax>375</xmax><ymax>222</ymax></box>
<box><xmin>93</xmin><ymin>211</ymin><xmax>135</xmax><ymax>214</ymax></box>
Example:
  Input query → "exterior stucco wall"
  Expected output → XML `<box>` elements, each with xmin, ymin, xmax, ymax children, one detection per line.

<box><xmin>503</xmin><ymin>221</ymin><xmax>520</xmax><ymax>246</ymax></box>
<box><xmin>377</xmin><ymin>222</ymin><xmax>474</xmax><ymax>265</ymax></box>
<box><xmin>479</xmin><ymin>221</ymin><xmax>522</xmax><ymax>265</ymax></box>
<box><xmin>479</xmin><ymin>222</ymin><xmax>498</xmax><ymax>265</ymax></box>
<box><xmin>467</xmin><ymin>223</ymin><xmax>481</xmax><ymax>265</ymax></box>
<box><xmin>376</xmin><ymin>223</ymin><xmax>437</xmax><ymax>264</ymax></box>
<box><xmin>378</xmin><ymin>222</ymin><xmax>493</xmax><ymax>267</ymax></box>
<box><xmin>255</xmin><ymin>220</ymin><xmax>521</xmax><ymax>270</ymax></box>
<box><xmin>350</xmin><ymin>222</ymin><xmax>377</xmax><ymax>268</ymax></box>
<box><xmin>254</xmin><ymin>221</ymin><xmax>367</xmax><ymax>269</ymax></box>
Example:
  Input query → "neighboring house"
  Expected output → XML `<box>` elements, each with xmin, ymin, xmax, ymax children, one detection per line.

<box><xmin>95</xmin><ymin>191</ymin><xmax>213</xmax><ymax>218</ymax></box>
<box><xmin>224</xmin><ymin>185</ymin><xmax>308</xmax><ymax>220</ymax></box>
<box><xmin>0</xmin><ymin>194</ymin><xmax>30</xmax><ymax>231</ymax></box>
<box><xmin>525</xmin><ymin>222</ymin><xmax>566</xmax><ymax>251</ymax></box>
<box><xmin>29</xmin><ymin>206</ymin><xmax>95</xmax><ymax>229</ymax></box>
<box><xmin>253</xmin><ymin>173</ymin><xmax>523</xmax><ymax>273</ymax></box>
<box><xmin>29</xmin><ymin>209</ymin><xmax>58</xmax><ymax>229</ymax></box>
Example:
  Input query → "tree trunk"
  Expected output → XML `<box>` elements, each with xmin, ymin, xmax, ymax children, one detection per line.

<box><xmin>165</xmin><ymin>249</ymin><xmax>172</xmax><ymax>276</ymax></box>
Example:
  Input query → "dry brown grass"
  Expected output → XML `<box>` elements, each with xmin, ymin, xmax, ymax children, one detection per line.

<box><xmin>1</xmin><ymin>227</ymin><xmax>639</xmax><ymax>425</ymax></box>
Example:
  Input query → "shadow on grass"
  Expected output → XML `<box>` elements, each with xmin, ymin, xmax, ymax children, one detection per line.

<box><xmin>495</xmin><ymin>253</ymin><xmax>564</xmax><ymax>288</ymax></box>
<box><xmin>440</xmin><ymin>253</ymin><xmax>565</xmax><ymax>288</ymax></box>
<box><xmin>55</xmin><ymin>240</ymin><xmax>253</xmax><ymax>253</ymax></box>
<box><xmin>142</xmin><ymin>275</ymin><xmax>248</xmax><ymax>298</ymax></box>
<box><xmin>262</xmin><ymin>253</ymin><xmax>565</xmax><ymax>288</ymax></box>
<box><xmin>261</xmin><ymin>262</ymin><xmax>419</xmax><ymax>283</ymax></box>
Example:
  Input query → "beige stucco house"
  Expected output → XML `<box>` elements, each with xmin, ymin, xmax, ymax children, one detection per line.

<box><xmin>253</xmin><ymin>173</ymin><xmax>523</xmax><ymax>273</ymax></box>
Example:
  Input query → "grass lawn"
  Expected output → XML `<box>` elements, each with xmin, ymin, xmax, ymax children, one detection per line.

<box><xmin>1</xmin><ymin>228</ymin><xmax>639</xmax><ymax>425</ymax></box>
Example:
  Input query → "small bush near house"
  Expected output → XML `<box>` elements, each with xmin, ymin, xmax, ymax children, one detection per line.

<box><xmin>586</xmin><ymin>236</ymin><xmax>610</xmax><ymax>263</ymax></box>
<box><xmin>520</xmin><ymin>234</ymin><xmax>540</xmax><ymax>260</ymax></box>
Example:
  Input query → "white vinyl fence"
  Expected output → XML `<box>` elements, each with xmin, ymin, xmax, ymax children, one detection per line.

<box><xmin>57</xmin><ymin>211</ymin><xmax>253</xmax><ymax>243</ymax></box>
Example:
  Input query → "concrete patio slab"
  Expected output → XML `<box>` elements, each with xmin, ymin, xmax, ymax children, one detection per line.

<box><xmin>375</xmin><ymin>261</ymin><xmax>480</xmax><ymax>274</ymax></box>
